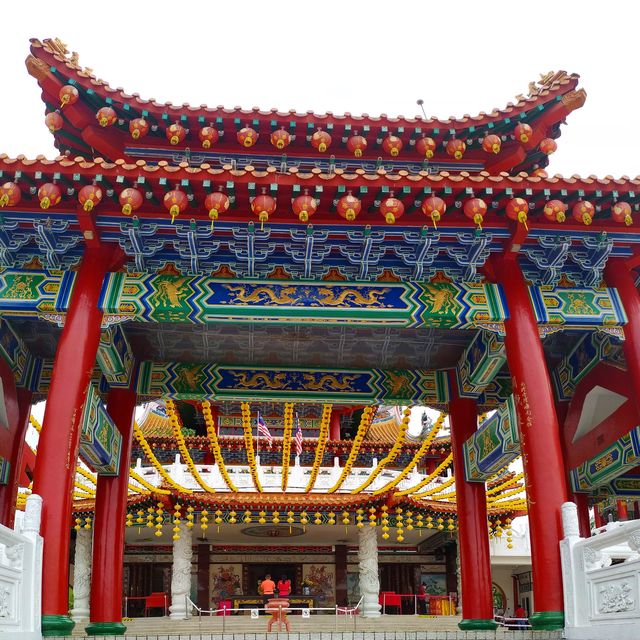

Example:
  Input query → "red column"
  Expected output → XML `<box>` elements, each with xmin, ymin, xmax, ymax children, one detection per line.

<box><xmin>86</xmin><ymin>385</ymin><xmax>137</xmax><ymax>636</ymax></box>
<box><xmin>491</xmin><ymin>255</ymin><xmax>567</xmax><ymax>630</ymax></box>
<box><xmin>593</xmin><ymin>504</ymin><xmax>604</xmax><ymax>528</ymax></box>
<box><xmin>329</xmin><ymin>408</ymin><xmax>342</xmax><ymax>440</ymax></box>
<box><xmin>574</xmin><ymin>493</ymin><xmax>591</xmax><ymax>537</ymax></box>
<box><xmin>448</xmin><ymin>375</ymin><xmax>496</xmax><ymax>630</ymax></box>
<box><xmin>604</xmin><ymin>259</ymin><xmax>640</xmax><ymax>409</ymax></box>
<box><xmin>32</xmin><ymin>247</ymin><xmax>113</xmax><ymax>638</ymax></box>
<box><xmin>0</xmin><ymin>388</ymin><xmax>32</xmax><ymax>528</ymax></box>
<box><xmin>617</xmin><ymin>500</ymin><xmax>629</xmax><ymax>521</ymax></box>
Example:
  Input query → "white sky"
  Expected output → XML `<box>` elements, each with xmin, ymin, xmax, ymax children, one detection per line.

<box><xmin>1</xmin><ymin>0</ymin><xmax>638</xmax><ymax>179</ymax></box>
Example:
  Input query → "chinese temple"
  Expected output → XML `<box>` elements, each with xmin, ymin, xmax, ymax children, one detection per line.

<box><xmin>1</xmin><ymin>36</ymin><xmax>640</xmax><ymax>638</ymax></box>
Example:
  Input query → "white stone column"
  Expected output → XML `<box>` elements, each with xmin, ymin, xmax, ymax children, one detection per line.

<box><xmin>358</xmin><ymin>526</ymin><xmax>381</xmax><ymax>617</ymax></box>
<box><xmin>69</xmin><ymin>528</ymin><xmax>92</xmax><ymax>622</ymax></box>
<box><xmin>169</xmin><ymin>523</ymin><xmax>193</xmax><ymax>620</ymax></box>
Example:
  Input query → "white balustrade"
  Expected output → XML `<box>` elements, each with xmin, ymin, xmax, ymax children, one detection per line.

<box><xmin>561</xmin><ymin>501</ymin><xmax>640</xmax><ymax>640</ymax></box>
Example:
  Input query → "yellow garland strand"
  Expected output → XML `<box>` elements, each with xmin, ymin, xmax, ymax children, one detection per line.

<box><xmin>394</xmin><ymin>453</ymin><xmax>453</xmax><ymax>497</ymax></box>
<box><xmin>202</xmin><ymin>400</ymin><xmax>238</xmax><ymax>492</ymax></box>
<box><xmin>488</xmin><ymin>499</ymin><xmax>528</xmax><ymax>512</ymax></box>
<box><xmin>29</xmin><ymin>415</ymin><xmax>42</xmax><ymax>432</ymax></box>
<box><xmin>74</xmin><ymin>481</ymin><xmax>96</xmax><ymax>496</ymax></box>
<box><xmin>352</xmin><ymin>407</ymin><xmax>411</xmax><ymax>494</ymax></box>
<box><xmin>133</xmin><ymin>421</ymin><xmax>192</xmax><ymax>494</ymax></box>
<box><xmin>166</xmin><ymin>399</ymin><xmax>216</xmax><ymax>493</ymax></box>
<box><xmin>304</xmin><ymin>404</ymin><xmax>332</xmax><ymax>492</ymax></box>
<box><xmin>486</xmin><ymin>472</ymin><xmax>525</xmax><ymax>496</ymax></box>
<box><xmin>327</xmin><ymin>406</ymin><xmax>375</xmax><ymax>494</ymax></box>
<box><xmin>487</xmin><ymin>485</ymin><xmax>526</xmax><ymax>503</ymax></box>
<box><xmin>413</xmin><ymin>475</ymin><xmax>456</xmax><ymax>498</ymax></box>
<box><xmin>129</xmin><ymin>468</ymin><xmax>171</xmax><ymax>495</ymax></box>
<box><xmin>376</xmin><ymin>412</ymin><xmax>446</xmax><ymax>496</ymax></box>
<box><xmin>241</xmin><ymin>402</ymin><xmax>263</xmax><ymax>492</ymax></box>
<box><xmin>281</xmin><ymin>403</ymin><xmax>294</xmax><ymax>491</ymax></box>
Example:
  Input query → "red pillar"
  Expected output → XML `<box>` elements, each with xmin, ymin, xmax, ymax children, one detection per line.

<box><xmin>617</xmin><ymin>500</ymin><xmax>629</xmax><ymax>521</ymax></box>
<box><xmin>448</xmin><ymin>375</ymin><xmax>496</xmax><ymax>630</ymax></box>
<box><xmin>604</xmin><ymin>258</ymin><xmax>640</xmax><ymax>408</ymax></box>
<box><xmin>0</xmin><ymin>388</ymin><xmax>32</xmax><ymax>528</ymax></box>
<box><xmin>491</xmin><ymin>255</ymin><xmax>567</xmax><ymax>630</ymax></box>
<box><xmin>329</xmin><ymin>408</ymin><xmax>342</xmax><ymax>440</ymax></box>
<box><xmin>593</xmin><ymin>504</ymin><xmax>604</xmax><ymax>528</ymax></box>
<box><xmin>574</xmin><ymin>493</ymin><xmax>591</xmax><ymax>537</ymax></box>
<box><xmin>86</xmin><ymin>385</ymin><xmax>137</xmax><ymax>636</ymax></box>
<box><xmin>32</xmin><ymin>247</ymin><xmax>113</xmax><ymax>638</ymax></box>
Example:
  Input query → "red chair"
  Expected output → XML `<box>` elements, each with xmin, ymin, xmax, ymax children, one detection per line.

<box><xmin>144</xmin><ymin>592</ymin><xmax>167</xmax><ymax>616</ymax></box>
<box><xmin>217</xmin><ymin>600</ymin><xmax>232</xmax><ymax>616</ymax></box>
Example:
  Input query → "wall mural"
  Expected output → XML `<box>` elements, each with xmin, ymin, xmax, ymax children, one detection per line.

<box><xmin>210</xmin><ymin>564</ymin><xmax>243</xmax><ymax>602</ymax></box>
<box><xmin>302</xmin><ymin>564</ymin><xmax>335</xmax><ymax>605</ymax></box>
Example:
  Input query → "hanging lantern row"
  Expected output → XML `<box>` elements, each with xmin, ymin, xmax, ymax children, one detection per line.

<box><xmin>47</xmin><ymin>87</ymin><xmax>558</xmax><ymax>160</ymax></box>
<box><xmin>1</xmin><ymin>181</ymin><xmax>634</xmax><ymax>228</ymax></box>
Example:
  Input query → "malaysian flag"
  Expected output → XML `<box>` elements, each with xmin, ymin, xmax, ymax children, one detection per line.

<box><xmin>294</xmin><ymin>414</ymin><xmax>303</xmax><ymax>456</ymax></box>
<box><xmin>257</xmin><ymin>412</ymin><xmax>273</xmax><ymax>447</ymax></box>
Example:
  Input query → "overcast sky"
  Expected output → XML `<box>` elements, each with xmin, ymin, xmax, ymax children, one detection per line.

<box><xmin>2</xmin><ymin>0</ymin><xmax>637</xmax><ymax>178</ymax></box>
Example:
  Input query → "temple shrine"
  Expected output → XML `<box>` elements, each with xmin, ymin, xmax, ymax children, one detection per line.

<box><xmin>1</xmin><ymin>36</ymin><xmax>640</xmax><ymax>639</ymax></box>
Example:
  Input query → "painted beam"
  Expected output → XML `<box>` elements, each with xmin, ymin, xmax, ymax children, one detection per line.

<box><xmin>455</xmin><ymin>330</ymin><xmax>507</xmax><ymax>399</ymax></box>
<box><xmin>463</xmin><ymin>395</ymin><xmax>520</xmax><ymax>481</ymax></box>
<box><xmin>96</xmin><ymin>324</ymin><xmax>134</xmax><ymax>387</ymax></box>
<box><xmin>136</xmin><ymin>361</ymin><xmax>450</xmax><ymax>405</ymax></box>
<box><xmin>570</xmin><ymin>426</ymin><xmax>640</xmax><ymax>492</ymax></box>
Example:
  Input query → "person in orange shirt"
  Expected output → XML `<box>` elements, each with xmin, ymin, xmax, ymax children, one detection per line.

<box><xmin>261</xmin><ymin>574</ymin><xmax>276</xmax><ymax>608</ymax></box>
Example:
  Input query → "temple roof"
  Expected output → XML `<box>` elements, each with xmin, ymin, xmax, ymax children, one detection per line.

<box><xmin>26</xmin><ymin>37</ymin><xmax>585</xmax><ymax>174</ymax></box>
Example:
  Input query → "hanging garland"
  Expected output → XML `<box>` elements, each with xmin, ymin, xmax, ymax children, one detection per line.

<box><xmin>413</xmin><ymin>475</ymin><xmax>456</xmax><ymax>498</ymax></box>
<box><xmin>133</xmin><ymin>421</ymin><xmax>192</xmax><ymax>494</ymax></box>
<box><xmin>350</xmin><ymin>407</ymin><xmax>411</xmax><ymax>494</ymax></box>
<box><xmin>305</xmin><ymin>404</ymin><xmax>332</xmax><ymax>492</ymax></box>
<box><xmin>327</xmin><ymin>406</ymin><xmax>375</xmax><ymax>494</ymax></box>
<box><xmin>486</xmin><ymin>472</ymin><xmax>525</xmax><ymax>496</ymax></box>
<box><xmin>394</xmin><ymin>452</ymin><xmax>453</xmax><ymax>497</ymax></box>
<box><xmin>487</xmin><ymin>485</ymin><xmax>526</xmax><ymax>504</ymax></box>
<box><xmin>166</xmin><ymin>399</ymin><xmax>216</xmax><ymax>493</ymax></box>
<box><xmin>201</xmin><ymin>400</ymin><xmax>238</xmax><ymax>491</ymax></box>
<box><xmin>281</xmin><ymin>403</ymin><xmax>294</xmax><ymax>491</ymax></box>
<box><xmin>129</xmin><ymin>468</ymin><xmax>171</xmax><ymax>495</ymax></box>
<box><xmin>241</xmin><ymin>402</ymin><xmax>263</xmax><ymax>492</ymax></box>
<box><xmin>373</xmin><ymin>411</ymin><xmax>446</xmax><ymax>495</ymax></box>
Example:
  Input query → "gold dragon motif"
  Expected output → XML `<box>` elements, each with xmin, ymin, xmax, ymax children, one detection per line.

<box><xmin>224</xmin><ymin>285</ymin><xmax>299</xmax><ymax>305</ymax></box>
<box><xmin>302</xmin><ymin>373</ymin><xmax>358</xmax><ymax>392</ymax></box>
<box><xmin>315</xmin><ymin>287</ymin><xmax>390</xmax><ymax>307</ymax></box>
<box><xmin>232</xmin><ymin>371</ymin><xmax>289</xmax><ymax>390</ymax></box>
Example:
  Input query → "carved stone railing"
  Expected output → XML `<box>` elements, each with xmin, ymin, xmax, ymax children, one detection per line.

<box><xmin>561</xmin><ymin>501</ymin><xmax>640</xmax><ymax>640</ymax></box>
<box><xmin>0</xmin><ymin>494</ymin><xmax>43</xmax><ymax>639</ymax></box>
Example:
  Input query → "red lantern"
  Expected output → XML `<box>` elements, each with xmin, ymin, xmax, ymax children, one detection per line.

<box><xmin>382</xmin><ymin>135</ymin><xmax>403</xmax><ymax>157</ymax></box>
<box><xmin>119</xmin><ymin>187</ymin><xmax>143</xmax><ymax>215</ymax></box>
<box><xmin>128</xmin><ymin>118</ymin><xmax>149</xmax><ymax>140</ymax></box>
<box><xmin>416</xmin><ymin>136</ymin><xmax>436</xmax><ymax>159</ymax></box>
<box><xmin>38</xmin><ymin>183</ymin><xmax>62</xmax><ymax>210</ymax></box>
<box><xmin>463</xmin><ymin>198</ymin><xmax>487</xmax><ymax>229</ymax></box>
<box><xmin>543</xmin><ymin>200</ymin><xmax>567</xmax><ymax>223</ymax></box>
<box><xmin>59</xmin><ymin>85</ymin><xmax>79</xmax><ymax>108</ymax></box>
<box><xmin>78</xmin><ymin>185</ymin><xmax>103</xmax><ymax>212</ymax></box>
<box><xmin>572</xmin><ymin>200</ymin><xmax>595</xmax><ymax>226</ymax></box>
<box><xmin>505</xmin><ymin>197</ymin><xmax>529</xmax><ymax>229</ymax></box>
<box><xmin>237</xmin><ymin>126</ymin><xmax>258</xmax><ymax>148</ymax></box>
<box><xmin>270</xmin><ymin>128</ymin><xmax>291</xmax><ymax>150</ymax></box>
<box><xmin>0</xmin><ymin>182</ymin><xmax>21</xmax><ymax>208</ymax></box>
<box><xmin>482</xmin><ymin>134</ymin><xmax>501</xmax><ymax>154</ymax></box>
<box><xmin>311</xmin><ymin>129</ymin><xmax>331</xmax><ymax>153</ymax></box>
<box><xmin>251</xmin><ymin>190</ymin><xmax>277</xmax><ymax>228</ymax></box>
<box><xmin>337</xmin><ymin>193</ymin><xmax>361</xmax><ymax>221</ymax></box>
<box><xmin>380</xmin><ymin>195</ymin><xmax>405</xmax><ymax>224</ymax></box>
<box><xmin>539</xmin><ymin>138</ymin><xmax>557</xmax><ymax>155</ymax></box>
<box><xmin>164</xmin><ymin>189</ymin><xmax>188</xmax><ymax>223</ymax></box>
<box><xmin>166</xmin><ymin>123</ymin><xmax>186</xmax><ymax>146</ymax></box>
<box><xmin>346</xmin><ymin>135</ymin><xmax>367</xmax><ymax>158</ymax></box>
<box><xmin>204</xmin><ymin>191</ymin><xmax>230</xmax><ymax>229</ymax></box>
<box><xmin>292</xmin><ymin>193</ymin><xmax>317</xmax><ymax>222</ymax></box>
<box><xmin>514</xmin><ymin>123</ymin><xmax>533</xmax><ymax>144</ymax></box>
<box><xmin>421</xmin><ymin>196</ymin><xmax>446</xmax><ymax>228</ymax></box>
<box><xmin>446</xmin><ymin>139</ymin><xmax>466</xmax><ymax>160</ymax></box>
<box><xmin>199</xmin><ymin>127</ymin><xmax>219</xmax><ymax>149</ymax></box>
<box><xmin>96</xmin><ymin>106</ymin><xmax>117</xmax><ymax>127</ymax></box>
<box><xmin>45</xmin><ymin>111</ymin><xmax>63</xmax><ymax>133</ymax></box>
<box><xmin>612</xmin><ymin>202</ymin><xmax>633</xmax><ymax>226</ymax></box>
